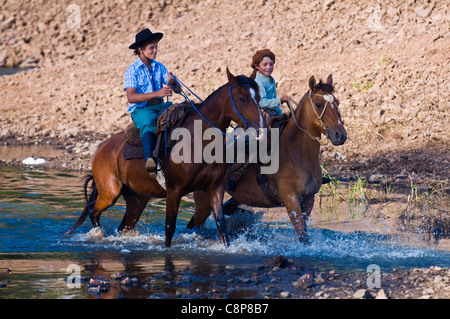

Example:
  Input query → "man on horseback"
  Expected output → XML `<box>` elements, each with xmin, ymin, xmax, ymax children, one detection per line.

<box><xmin>124</xmin><ymin>28</ymin><xmax>181</xmax><ymax>176</ymax></box>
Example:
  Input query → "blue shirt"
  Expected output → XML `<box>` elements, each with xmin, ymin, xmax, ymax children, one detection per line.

<box><xmin>255</xmin><ymin>72</ymin><xmax>281</xmax><ymax>109</ymax></box>
<box><xmin>124</xmin><ymin>57</ymin><xmax>170</xmax><ymax>113</ymax></box>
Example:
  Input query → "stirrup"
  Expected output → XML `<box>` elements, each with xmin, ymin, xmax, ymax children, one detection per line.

<box><xmin>147</xmin><ymin>158</ymin><xmax>162</xmax><ymax>178</ymax></box>
<box><xmin>145</xmin><ymin>157</ymin><xmax>157</xmax><ymax>171</ymax></box>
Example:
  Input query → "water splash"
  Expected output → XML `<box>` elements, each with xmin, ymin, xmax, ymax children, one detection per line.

<box><xmin>65</xmin><ymin>210</ymin><xmax>450</xmax><ymax>271</ymax></box>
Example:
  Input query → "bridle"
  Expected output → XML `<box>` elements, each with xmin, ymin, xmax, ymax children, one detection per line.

<box><xmin>229</xmin><ymin>84</ymin><xmax>263</xmax><ymax>131</ymax></box>
<box><xmin>170</xmin><ymin>75</ymin><xmax>262</xmax><ymax>138</ymax></box>
<box><xmin>286</xmin><ymin>90</ymin><xmax>342</xmax><ymax>145</ymax></box>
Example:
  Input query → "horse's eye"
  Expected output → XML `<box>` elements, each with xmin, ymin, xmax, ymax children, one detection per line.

<box><xmin>239</xmin><ymin>98</ymin><xmax>246</xmax><ymax>103</ymax></box>
<box><xmin>316</xmin><ymin>103</ymin><xmax>322</xmax><ymax>108</ymax></box>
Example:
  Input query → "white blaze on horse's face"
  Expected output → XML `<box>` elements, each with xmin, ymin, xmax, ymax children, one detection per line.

<box><xmin>249</xmin><ymin>87</ymin><xmax>264</xmax><ymax>140</ymax></box>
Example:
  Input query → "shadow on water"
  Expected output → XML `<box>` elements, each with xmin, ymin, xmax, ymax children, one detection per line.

<box><xmin>0</xmin><ymin>165</ymin><xmax>449</xmax><ymax>298</ymax></box>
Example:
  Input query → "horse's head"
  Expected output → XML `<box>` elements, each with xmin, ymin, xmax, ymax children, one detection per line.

<box><xmin>307</xmin><ymin>74</ymin><xmax>347</xmax><ymax>145</ymax></box>
<box><xmin>226</xmin><ymin>68</ymin><xmax>265</xmax><ymax>139</ymax></box>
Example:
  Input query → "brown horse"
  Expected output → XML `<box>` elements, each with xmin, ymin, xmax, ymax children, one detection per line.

<box><xmin>187</xmin><ymin>74</ymin><xmax>347</xmax><ymax>243</ymax></box>
<box><xmin>66</xmin><ymin>69</ymin><xmax>264</xmax><ymax>247</ymax></box>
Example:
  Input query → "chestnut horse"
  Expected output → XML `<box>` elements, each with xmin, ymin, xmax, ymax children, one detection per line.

<box><xmin>66</xmin><ymin>69</ymin><xmax>264</xmax><ymax>247</ymax></box>
<box><xmin>187</xmin><ymin>75</ymin><xmax>347</xmax><ymax>243</ymax></box>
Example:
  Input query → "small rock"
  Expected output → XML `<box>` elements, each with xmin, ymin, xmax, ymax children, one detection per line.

<box><xmin>87</xmin><ymin>286</ymin><xmax>101</xmax><ymax>294</ymax></box>
<box><xmin>111</xmin><ymin>272</ymin><xmax>125</xmax><ymax>280</ymax></box>
<box><xmin>121</xmin><ymin>277</ymin><xmax>138</xmax><ymax>286</ymax></box>
<box><xmin>414</xmin><ymin>6</ymin><xmax>433</xmax><ymax>18</ymax></box>
<box><xmin>433</xmin><ymin>275</ymin><xmax>443</xmax><ymax>283</ymax></box>
<box><xmin>323</xmin><ymin>0</ymin><xmax>335</xmax><ymax>10</ymax></box>
<box><xmin>88</xmin><ymin>278</ymin><xmax>110</xmax><ymax>293</ymax></box>
<box><xmin>423</xmin><ymin>288</ymin><xmax>434</xmax><ymax>295</ymax></box>
<box><xmin>430</xmin><ymin>266</ymin><xmax>442</xmax><ymax>271</ymax></box>
<box><xmin>292</xmin><ymin>274</ymin><xmax>313</xmax><ymax>289</ymax></box>
<box><xmin>280</xmin><ymin>291</ymin><xmax>290</xmax><ymax>298</ymax></box>
<box><xmin>334</xmin><ymin>152</ymin><xmax>346</xmax><ymax>160</ymax></box>
<box><xmin>376</xmin><ymin>289</ymin><xmax>388</xmax><ymax>299</ymax></box>
<box><xmin>314</xmin><ymin>274</ymin><xmax>325</xmax><ymax>285</ymax></box>
<box><xmin>353</xmin><ymin>289</ymin><xmax>367</xmax><ymax>299</ymax></box>
<box><xmin>263</xmin><ymin>255</ymin><xmax>294</xmax><ymax>269</ymax></box>
<box><xmin>369</xmin><ymin>173</ymin><xmax>385</xmax><ymax>182</ymax></box>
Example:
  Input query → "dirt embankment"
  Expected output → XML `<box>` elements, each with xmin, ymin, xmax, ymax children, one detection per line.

<box><xmin>0</xmin><ymin>0</ymin><xmax>448</xmax><ymax>185</ymax></box>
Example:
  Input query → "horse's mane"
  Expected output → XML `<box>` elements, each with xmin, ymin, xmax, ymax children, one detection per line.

<box><xmin>201</xmin><ymin>75</ymin><xmax>259</xmax><ymax>104</ymax></box>
<box><xmin>291</xmin><ymin>78</ymin><xmax>335</xmax><ymax>119</ymax></box>
<box><xmin>235</xmin><ymin>75</ymin><xmax>260</xmax><ymax>93</ymax></box>
<box><xmin>182</xmin><ymin>75</ymin><xmax>259</xmax><ymax>120</ymax></box>
<box><xmin>315</xmin><ymin>80</ymin><xmax>334</xmax><ymax>93</ymax></box>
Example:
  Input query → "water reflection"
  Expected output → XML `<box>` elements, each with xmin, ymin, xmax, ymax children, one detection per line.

<box><xmin>0</xmin><ymin>166</ymin><xmax>449</xmax><ymax>299</ymax></box>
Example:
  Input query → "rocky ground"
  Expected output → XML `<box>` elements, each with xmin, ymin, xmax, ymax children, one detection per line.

<box><xmin>169</xmin><ymin>257</ymin><xmax>450</xmax><ymax>299</ymax></box>
<box><xmin>0</xmin><ymin>0</ymin><xmax>449</xmax><ymax>299</ymax></box>
<box><xmin>70</xmin><ymin>255</ymin><xmax>450</xmax><ymax>299</ymax></box>
<box><xmin>0</xmin><ymin>0</ymin><xmax>448</xmax><ymax>183</ymax></box>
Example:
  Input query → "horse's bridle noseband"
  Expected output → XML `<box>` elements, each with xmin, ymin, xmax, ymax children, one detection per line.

<box><xmin>308</xmin><ymin>91</ymin><xmax>335</xmax><ymax>133</ymax></box>
<box><xmin>287</xmin><ymin>90</ymin><xmax>342</xmax><ymax>145</ymax></box>
<box><xmin>229</xmin><ymin>84</ymin><xmax>262</xmax><ymax>131</ymax></box>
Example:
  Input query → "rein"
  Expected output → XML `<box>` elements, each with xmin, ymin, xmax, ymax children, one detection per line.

<box><xmin>170</xmin><ymin>75</ymin><xmax>258</xmax><ymax>138</ymax></box>
<box><xmin>286</xmin><ymin>91</ymin><xmax>335</xmax><ymax>145</ymax></box>
<box><xmin>229</xmin><ymin>85</ymin><xmax>249</xmax><ymax>128</ymax></box>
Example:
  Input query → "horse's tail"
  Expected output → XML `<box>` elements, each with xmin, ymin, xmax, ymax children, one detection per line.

<box><xmin>65</xmin><ymin>174</ymin><xmax>98</xmax><ymax>234</ymax></box>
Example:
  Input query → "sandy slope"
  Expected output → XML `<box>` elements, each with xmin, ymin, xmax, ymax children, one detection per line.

<box><xmin>0</xmin><ymin>0</ymin><xmax>448</xmax><ymax>183</ymax></box>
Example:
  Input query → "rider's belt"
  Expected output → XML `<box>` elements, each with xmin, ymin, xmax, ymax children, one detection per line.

<box><xmin>147</xmin><ymin>98</ymin><xmax>164</xmax><ymax>106</ymax></box>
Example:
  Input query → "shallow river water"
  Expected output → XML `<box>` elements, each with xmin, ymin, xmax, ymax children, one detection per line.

<box><xmin>0</xmin><ymin>163</ymin><xmax>449</xmax><ymax>299</ymax></box>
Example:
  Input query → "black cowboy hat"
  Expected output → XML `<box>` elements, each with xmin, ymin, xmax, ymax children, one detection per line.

<box><xmin>129</xmin><ymin>28</ymin><xmax>163</xmax><ymax>49</ymax></box>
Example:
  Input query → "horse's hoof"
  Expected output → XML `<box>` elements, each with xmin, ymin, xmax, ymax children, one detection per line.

<box><xmin>86</xmin><ymin>227</ymin><xmax>104</xmax><ymax>239</ymax></box>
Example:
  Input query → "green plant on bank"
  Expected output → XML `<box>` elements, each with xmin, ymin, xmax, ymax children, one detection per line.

<box><xmin>378</xmin><ymin>52</ymin><xmax>391</xmax><ymax>66</ymax></box>
<box><xmin>317</xmin><ymin>166</ymin><xmax>344</xmax><ymax>220</ymax></box>
<box><xmin>352</xmin><ymin>79</ymin><xmax>374</xmax><ymax>92</ymax></box>
<box><xmin>348</xmin><ymin>175</ymin><xmax>369</xmax><ymax>219</ymax></box>
<box><xmin>384</xmin><ymin>178</ymin><xmax>394</xmax><ymax>197</ymax></box>
<box><xmin>407</xmin><ymin>176</ymin><xmax>445</xmax><ymax>206</ymax></box>
<box><xmin>319</xmin><ymin>165</ymin><xmax>343</xmax><ymax>200</ymax></box>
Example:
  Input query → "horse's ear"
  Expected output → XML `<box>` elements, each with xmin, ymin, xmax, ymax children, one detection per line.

<box><xmin>227</xmin><ymin>67</ymin><xmax>238</xmax><ymax>86</ymax></box>
<box><xmin>326</xmin><ymin>74</ymin><xmax>333</xmax><ymax>86</ymax></box>
<box><xmin>308</xmin><ymin>76</ymin><xmax>316</xmax><ymax>92</ymax></box>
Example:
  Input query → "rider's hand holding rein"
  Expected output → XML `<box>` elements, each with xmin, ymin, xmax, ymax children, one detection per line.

<box><xmin>158</xmin><ymin>85</ymin><xmax>173</xmax><ymax>98</ymax></box>
<box><xmin>168</xmin><ymin>71</ymin><xmax>182</xmax><ymax>94</ymax></box>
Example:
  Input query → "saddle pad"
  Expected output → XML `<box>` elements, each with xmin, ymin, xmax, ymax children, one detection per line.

<box><xmin>123</xmin><ymin>142</ymin><xmax>145</xmax><ymax>160</ymax></box>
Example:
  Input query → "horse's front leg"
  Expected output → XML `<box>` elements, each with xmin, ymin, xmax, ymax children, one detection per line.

<box><xmin>209</xmin><ymin>185</ymin><xmax>229</xmax><ymax>247</ymax></box>
<box><xmin>165</xmin><ymin>189</ymin><xmax>182</xmax><ymax>247</ymax></box>
<box><xmin>187</xmin><ymin>190</ymin><xmax>212</xmax><ymax>229</ymax></box>
<box><xmin>283</xmin><ymin>194</ymin><xmax>315</xmax><ymax>243</ymax></box>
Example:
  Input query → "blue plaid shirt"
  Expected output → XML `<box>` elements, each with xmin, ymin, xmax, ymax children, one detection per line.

<box><xmin>124</xmin><ymin>58</ymin><xmax>170</xmax><ymax>113</ymax></box>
